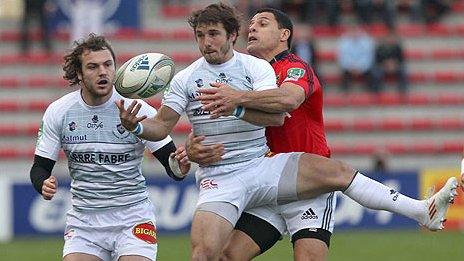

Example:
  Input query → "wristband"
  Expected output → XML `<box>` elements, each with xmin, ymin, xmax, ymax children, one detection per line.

<box><xmin>129</xmin><ymin>122</ymin><xmax>144</xmax><ymax>136</ymax></box>
<box><xmin>169</xmin><ymin>156</ymin><xmax>186</xmax><ymax>178</ymax></box>
<box><xmin>232</xmin><ymin>106</ymin><xmax>246</xmax><ymax>119</ymax></box>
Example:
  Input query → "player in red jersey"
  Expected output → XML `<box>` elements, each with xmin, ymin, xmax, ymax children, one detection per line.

<box><xmin>187</xmin><ymin>7</ymin><xmax>458</xmax><ymax>261</ymax></box>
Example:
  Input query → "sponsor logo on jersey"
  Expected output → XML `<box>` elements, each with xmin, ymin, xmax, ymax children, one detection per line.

<box><xmin>390</xmin><ymin>189</ymin><xmax>399</xmax><ymax>201</ymax></box>
<box><xmin>245</xmin><ymin>76</ymin><xmax>252</xmax><ymax>84</ymax></box>
<box><xmin>216</xmin><ymin>72</ymin><xmax>232</xmax><ymax>84</ymax></box>
<box><xmin>133</xmin><ymin>221</ymin><xmax>157</xmax><ymax>244</ymax></box>
<box><xmin>68</xmin><ymin>152</ymin><xmax>131</xmax><ymax>164</ymax></box>
<box><xmin>68</xmin><ymin>121</ymin><xmax>76</xmax><ymax>131</ymax></box>
<box><xmin>286</xmin><ymin>68</ymin><xmax>305</xmax><ymax>80</ymax></box>
<box><xmin>200</xmin><ymin>179</ymin><xmax>218</xmax><ymax>190</ymax></box>
<box><xmin>195</xmin><ymin>78</ymin><xmax>204</xmax><ymax>87</ymax></box>
<box><xmin>62</xmin><ymin>134</ymin><xmax>87</xmax><ymax>143</ymax></box>
<box><xmin>64</xmin><ymin>229</ymin><xmax>75</xmax><ymax>241</ymax></box>
<box><xmin>87</xmin><ymin>115</ymin><xmax>104</xmax><ymax>130</ymax></box>
<box><xmin>301</xmin><ymin>208</ymin><xmax>318</xmax><ymax>220</ymax></box>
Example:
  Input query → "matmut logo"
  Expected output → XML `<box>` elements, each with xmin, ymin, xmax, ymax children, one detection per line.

<box><xmin>132</xmin><ymin>221</ymin><xmax>157</xmax><ymax>244</ymax></box>
<box><xmin>200</xmin><ymin>179</ymin><xmax>218</xmax><ymax>190</ymax></box>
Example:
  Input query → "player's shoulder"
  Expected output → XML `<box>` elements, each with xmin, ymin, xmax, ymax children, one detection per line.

<box><xmin>283</xmin><ymin>53</ymin><xmax>308</xmax><ymax>69</ymax></box>
<box><xmin>172</xmin><ymin>57</ymin><xmax>205</xmax><ymax>83</ymax></box>
<box><xmin>46</xmin><ymin>90</ymin><xmax>80</xmax><ymax>113</ymax></box>
<box><xmin>236</xmin><ymin>51</ymin><xmax>269</xmax><ymax>67</ymax></box>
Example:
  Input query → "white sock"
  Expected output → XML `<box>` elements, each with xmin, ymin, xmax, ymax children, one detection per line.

<box><xmin>344</xmin><ymin>172</ymin><xmax>427</xmax><ymax>224</ymax></box>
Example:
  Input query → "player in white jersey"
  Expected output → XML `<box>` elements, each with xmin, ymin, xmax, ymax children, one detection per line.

<box><xmin>30</xmin><ymin>34</ymin><xmax>190</xmax><ymax>261</ymax></box>
<box><xmin>116</xmin><ymin>3</ymin><xmax>458</xmax><ymax>260</ymax></box>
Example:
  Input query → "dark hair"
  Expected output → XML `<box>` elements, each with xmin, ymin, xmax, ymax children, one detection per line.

<box><xmin>62</xmin><ymin>34</ymin><xmax>116</xmax><ymax>86</ymax></box>
<box><xmin>256</xmin><ymin>7</ymin><xmax>293</xmax><ymax>48</ymax></box>
<box><xmin>188</xmin><ymin>2</ymin><xmax>241</xmax><ymax>44</ymax></box>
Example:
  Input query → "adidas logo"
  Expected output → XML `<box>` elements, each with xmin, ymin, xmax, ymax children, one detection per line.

<box><xmin>301</xmin><ymin>208</ymin><xmax>318</xmax><ymax>220</ymax></box>
<box><xmin>136</xmin><ymin>57</ymin><xmax>150</xmax><ymax>70</ymax></box>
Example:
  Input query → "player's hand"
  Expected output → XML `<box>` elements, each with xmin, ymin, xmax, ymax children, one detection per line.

<box><xmin>170</xmin><ymin>145</ymin><xmax>191</xmax><ymax>176</ymax></box>
<box><xmin>197</xmin><ymin>82</ymin><xmax>243</xmax><ymax>119</ymax></box>
<box><xmin>186</xmin><ymin>132</ymin><xmax>224</xmax><ymax>166</ymax></box>
<box><xmin>115</xmin><ymin>99</ymin><xmax>147</xmax><ymax>132</ymax></box>
<box><xmin>42</xmin><ymin>176</ymin><xmax>57</xmax><ymax>200</ymax></box>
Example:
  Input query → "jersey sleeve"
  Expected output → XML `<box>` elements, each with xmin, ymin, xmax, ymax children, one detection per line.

<box><xmin>281</xmin><ymin>61</ymin><xmax>316</xmax><ymax>96</ymax></box>
<box><xmin>35</xmin><ymin>104</ymin><xmax>62</xmax><ymax>161</ymax></box>
<box><xmin>250</xmin><ymin>58</ymin><xmax>278</xmax><ymax>91</ymax></box>
<box><xmin>161</xmin><ymin>74</ymin><xmax>188</xmax><ymax>115</ymax></box>
<box><xmin>137</xmin><ymin>99</ymin><xmax>173</xmax><ymax>153</ymax></box>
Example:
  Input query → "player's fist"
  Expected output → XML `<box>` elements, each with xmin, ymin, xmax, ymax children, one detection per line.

<box><xmin>169</xmin><ymin>146</ymin><xmax>191</xmax><ymax>178</ymax></box>
<box><xmin>42</xmin><ymin>175</ymin><xmax>57</xmax><ymax>200</ymax></box>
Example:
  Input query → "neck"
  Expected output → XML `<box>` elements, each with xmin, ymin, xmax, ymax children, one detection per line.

<box><xmin>262</xmin><ymin>46</ymin><xmax>289</xmax><ymax>63</ymax></box>
<box><xmin>81</xmin><ymin>88</ymin><xmax>112</xmax><ymax>106</ymax></box>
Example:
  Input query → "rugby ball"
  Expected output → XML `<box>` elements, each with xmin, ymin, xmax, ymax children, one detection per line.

<box><xmin>115</xmin><ymin>53</ymin><xmax>175</xmax><ymax>99</ymax></box>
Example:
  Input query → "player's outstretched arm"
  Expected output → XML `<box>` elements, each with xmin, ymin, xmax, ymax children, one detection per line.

<box><xmin>30</xmin><ymin>155</ymin><xmax>57</xmax><ymax>200</ymax></box>
<box><xmin>152</xmin><ymin>141</ymin><xmax>190</xmax><ymax>181</ymax></box>
<box><xmin>116</xmin><ymin>99</ymin><xmax>180</xmax><ymax>141</ymax></box>
<box><xmin>198</xmin><ymin>82</ymin><xmax>304</xmax><ymax>116</ymax></box>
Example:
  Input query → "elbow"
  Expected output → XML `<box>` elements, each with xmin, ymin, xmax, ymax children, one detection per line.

<box><xmin>282</xmin><ymin>97</ymin><xmax>302</xmax><ymax>112</ymax></box>
<box><xmin>269</xmin><ymin>113</ymin><xmax>285</xmax><ymax>126</ymax></box>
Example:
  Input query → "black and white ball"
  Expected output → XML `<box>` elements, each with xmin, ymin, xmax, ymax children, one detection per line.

<box><xmin>114</xmin><ymin>53</ymin><xmax>175</xmax><ymax>99</ymax></box>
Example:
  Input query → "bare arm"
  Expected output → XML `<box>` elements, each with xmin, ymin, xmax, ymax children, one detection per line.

<box><xmin>116</xmin><ymin>100</ymin><xmax>181</xmax><ymax>141</ymax></box>
<box><xmin>197</xmin><ymin>82</ymin><xmax>305</xmax><ymax>116</ymax></box>
<box><xmin>240</xmin><ymin>108</ymin><xmax>285</xmax><ymax>126</ymax></box>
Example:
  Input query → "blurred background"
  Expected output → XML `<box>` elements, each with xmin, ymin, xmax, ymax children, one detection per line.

<box><xmin>0</xmin><ymin>0</ymin><xmax>463</xmax><ymax>260</ymax></box>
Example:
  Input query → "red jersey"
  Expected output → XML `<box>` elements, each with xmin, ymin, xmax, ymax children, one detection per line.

<box><xmin>266</xmin><ymin>50</ymin><xmax>331</xmax><ymax>157</ymax></box>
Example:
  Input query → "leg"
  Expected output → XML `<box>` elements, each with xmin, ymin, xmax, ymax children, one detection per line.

<box><xmin>191</xmin><ymin>210</ymin><xmax>235</xmax><ymax>261</ymax></box>
<box><xmin>292</xmin><ymin>153</ymin><xmax>458</xmax><ymax>231</ymax></box>
<box><xmin>293</xmin><ymin>238</ymin><xmax>328</xmax><ymax>261</ymax></box>
<box><xmin>279</xmin><ymin>193</ymin><xmax>335</xmax><ymax>261</ymax></box>
<box><xmin>118</xmin><ymin>256</ymin><xmax>152</xmax><ymax>261</ymax></box>
<box><xmin>64</xmin><ymin>253</ymin><xmax>102</xmax><ymax>261</ymax></box>
<box><xmin>221</xmin><ymin>211</ymin><xmax>283</xmax><ymax>260</ymax></box>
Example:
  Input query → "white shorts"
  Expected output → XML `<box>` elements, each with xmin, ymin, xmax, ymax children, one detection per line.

<box><xmin>245</xmin><ymin>192</ymin><xmax>337</xmax><ymax>236</ymax></box>
<box><xmin>195</xmin><ymin>152</ymin><xmax>301</xmax><ymax>225</ymax></box>
<box><xmin>63</xmin><ymin>200</ymin><xmax>158</xmax><ymax>261</ymax></box>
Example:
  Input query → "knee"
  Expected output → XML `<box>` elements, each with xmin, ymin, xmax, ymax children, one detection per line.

<box><xmin>192</xmin><ymin>244</ymin><xmax>219</xmax><ymax>261</ymax></box>
<box><xmin>309</xmin><ymin>158</ymin><xmax>354</xmax><ymax>191</ymax></box>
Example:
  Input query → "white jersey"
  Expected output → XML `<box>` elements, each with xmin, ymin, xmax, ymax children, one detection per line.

<box><xmin>35</xmin><ymin>89</ymin><xmax>172</xmax><ymax>211</ymax></box>
<box><xmin>163</xmin><ymin>51</ymin><xmax>277</xmax><ymax>166</ymax></box>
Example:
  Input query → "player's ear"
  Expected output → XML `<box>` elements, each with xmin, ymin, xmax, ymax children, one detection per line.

<box><xmin>281</xmin><ymin>29</ymin><xmax>290</xmax><ymax>43</ymax></box>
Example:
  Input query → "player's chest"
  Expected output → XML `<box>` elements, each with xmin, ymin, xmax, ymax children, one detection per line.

<box><xmin>60</xmin><ymin>110</ymin><xmax>139</xmax><ymax>145</ymax></box>
<box><xmin>186</xmin><ymin>70</ymin><xmax>253</xmax><ymax>103</ymax></box>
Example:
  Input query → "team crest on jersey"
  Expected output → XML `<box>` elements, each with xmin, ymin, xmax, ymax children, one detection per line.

<box><xmin>113</xmin><ymin>123</ymin><xmax>131</xmax><ymax>139</ymax></box>
<box><xmin>68</xmin><ymin>121</ymin><xmax>77</xmax><ymax>131</ymax></box>
<box><xmin>133</xmin><ymin>221</ymin><xmax>157</xmax><ymax>244</ymax></box>
<box><xmin>286</xmin><ymin>68</ymin><xmax>305</xmax><ymax>80</ymax></box>
<box><xmin>195</xmin><ymin>78</ymin><xmax>204</xmax><ymax>87</ymax></box>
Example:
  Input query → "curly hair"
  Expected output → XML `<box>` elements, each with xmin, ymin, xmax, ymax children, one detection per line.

<box><xmin>62</xmin><ymin>34</ymin><xmax>116</xmax><ymax>86</ymax></box>
<box><xmin>188</xmin><ymin>2</ymin><xmax>242</xmax><ymax>44</ymax></box>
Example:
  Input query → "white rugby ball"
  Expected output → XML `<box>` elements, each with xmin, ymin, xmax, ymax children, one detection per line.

<box><xmin>115</xmin><ymin>53</ymin><xmax>175</xmax><ymax>99</ymax></box>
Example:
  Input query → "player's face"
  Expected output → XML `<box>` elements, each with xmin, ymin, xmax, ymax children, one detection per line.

<box><xmin>78</xmin><ymin>49</ymin><xmax>115</xmax><ymax>104</ymax></box>
<box><xmin>195</xmin><ymin>22</ymin><xmax>235</xmax><ymax>64</ymax></box>
<box><xmin>247</xmin><ymin>12</ymin><xmax>284</xmax><ymax>59</ymax></box>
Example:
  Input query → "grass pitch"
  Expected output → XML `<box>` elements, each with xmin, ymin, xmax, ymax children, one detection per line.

<box><xmin>0</xmin><ymin>230</ymin><xmax>462</xmax><ymax>260</ymax></box>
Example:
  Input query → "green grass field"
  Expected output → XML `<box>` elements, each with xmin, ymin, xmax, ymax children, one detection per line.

<box><xmin>0</xmin><ymin>230</ymin><xmax>462</xmax><ymax>260</ymax></box>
